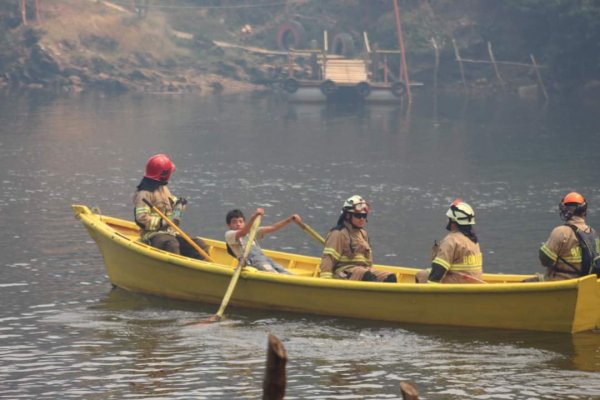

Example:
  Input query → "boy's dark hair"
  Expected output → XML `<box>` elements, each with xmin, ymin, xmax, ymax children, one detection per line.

<box><xmin>226</xmin><ymin>209</ymin><xmax>245</xmax><ymax>224</ymax></box>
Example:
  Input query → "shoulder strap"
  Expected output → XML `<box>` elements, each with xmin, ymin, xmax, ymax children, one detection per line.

<box><xmin>566</xmin><ymin>224</ymin><xmax>596</xmax><ymax>276</ymax></box>
<box><xmin>226</xmin><ymin>243</ymin><xmax>238</xmax><ymax>259</ymax></box>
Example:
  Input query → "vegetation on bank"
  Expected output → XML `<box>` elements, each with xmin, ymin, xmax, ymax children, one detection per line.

<box><xmin>0</xmin><ymin>0</ymin><xmax>598</xmax><ymax>98</ymax></box>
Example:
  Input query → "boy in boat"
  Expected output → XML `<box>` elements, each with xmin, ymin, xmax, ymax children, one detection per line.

<box><xmin>133</xmin><ymin>153</ymin><xmax>209</xmax><ymax>259</ymax></box>
<box><xmin>538</xmin><ymin>192</ymin><xmax>600</xmax><ymax>281</ymax></box>
<box><xmin>416</xmin><ymin>199</ymin><xmax>483</xmax><ymax>284</ymax></box>
<box><xmin>318</xmin><ymin>195</ymin><xmax>397</xmax><ymax>282</ymax></box>
<box><xmin>225</xmin><ymin>208</ymin><xmax>301</xmax><ymax>273</ymax></box>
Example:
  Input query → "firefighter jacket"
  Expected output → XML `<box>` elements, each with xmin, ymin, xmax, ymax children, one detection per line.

<box><xmin>539</xmin><ymin>216</ymin><xmax>592</xmax><ymax>280</ymax></box>
<box><xmin>319</xmin><ymin>221</ymin><xmax>372</xmax><ymax>279</ymax></box>
<box><xmin>431</xmin><ymin>231</ymin><xmax>483</xmax><ymax>282</ymax></box>
<box><xmin>133</xmin><ymin>185</ymin><xmax>179</xmax><ymax>243</ymax></box>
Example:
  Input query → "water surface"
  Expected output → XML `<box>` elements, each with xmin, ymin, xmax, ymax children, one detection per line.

<box><xmin>0</xmin><ymin>91</ymin><xmax>599</xmax><ymax>399</ymax></box>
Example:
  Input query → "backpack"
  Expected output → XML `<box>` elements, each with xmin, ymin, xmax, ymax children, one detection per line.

<box><xmin>568</xmin><ymin>225</ymin><xmax>600</xmax><ymax>277</ymax></box>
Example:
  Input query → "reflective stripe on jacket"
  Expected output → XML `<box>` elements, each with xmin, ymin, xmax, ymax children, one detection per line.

<box><xmin>133</xmin><ymin>185</ymin><xmax>178</xmax><ymax>242</ymax></box>
<box><xmin>539</xmin><ymin>216</ymin><xmax>590</xmax><ymax>279</ymax></box>
<box><xmin>319</xmin><ymin>221</ymin><xmax>372</xmax><ymax>278</ymax></box>
<box><xmin>432</xmin><ymin>231</ymin><xmax>483</xmax><ymax>276</ymax></box>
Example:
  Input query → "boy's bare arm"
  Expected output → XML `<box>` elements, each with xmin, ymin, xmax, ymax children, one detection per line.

<box><xmin>261</xmin><ymin>214</ymin><xmax>302</xmax><ymax>235</ymax></box>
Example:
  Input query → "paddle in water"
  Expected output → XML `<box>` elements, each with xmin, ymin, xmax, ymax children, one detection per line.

<box><xmin>203</xmin><ymin>215</ymin><xmax>262</xmax><ymax>323</ymax></box>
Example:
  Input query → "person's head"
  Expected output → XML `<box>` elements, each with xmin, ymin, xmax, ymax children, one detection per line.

<box><xmin>445</xmin><ymin>199</ymin><xmax>475</xmax><ymax>231</ymax></box>
<box><xmin>144</xmin><ymin>154</ymin><xmax>175</xmax><ymax>183</ymax></box>
<box><xmin>341</xmin><ymin>195</ymin><xmax>370</xmax><ymax>229</ymax></box>
<box><xmin>226</xmin><ymin>209</ymin><xmax>245</xmax><ymax>230</ymax></box>
<box><xmin>559</xmin><ymin>192</ymin><xmax>587</xmax><ymax>221</ymax></box>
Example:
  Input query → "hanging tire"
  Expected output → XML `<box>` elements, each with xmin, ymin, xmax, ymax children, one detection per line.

<box><xmin>391</xmin><ymin>81</ymin><xmax>406</xmax><ymax>98</ymax></box>
<box><xmin>320</xmin><ymin>80</ymin><xmax>337</xmax><ymax>96</ymax></box>
<box><xmin>283</xmin><ymin>78</ymin><xmax>299</xmax><ymax>93</ymax></box>
<box><xmin>331</xmin><ymin>33</ymin><xmax>355</xmax><ymax>58</ymax></box>
<box><xmin>356</xmin><ymin>82</ymin><xmax>371</xmax><ymax>98</ymax></box>
<box><xmin>276</xmin><ymin>21</ymin><xmax>306</xmax><ymax>51</ymax></box>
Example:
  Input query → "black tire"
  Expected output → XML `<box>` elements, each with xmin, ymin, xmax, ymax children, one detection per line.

<box><xmin>276</xmin><ymin>21</ymin><xmax>306</xmax><ymax>51</ymax></box>
<box><xmin>356</xmin><ymin>82</ymin><xmax>371</xmax><ymax>98</ymax></box>
<box><xmin>283</xmin><ymin>78</ymin><xmax>299</xmax><ymax>93</ymax></box>
<box><xmin>320</xmin><ymin>80</ymin><xmax>337</xmax><ymax>96</ymax></box>
<box><xmin>391</xmin><ymin>81</ymin><xmax>406</xmax><ymax>98</ymax></box>
<box><xmin>331</xmin><ymin>33</ymin><xmax>355</xmax><ymax>58</ymax></box>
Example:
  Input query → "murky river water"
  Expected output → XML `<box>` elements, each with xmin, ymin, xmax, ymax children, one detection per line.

<box><xmin>1</xmin><ymin>90</ymin><xmax>599</xmax><ymax>399</ymax></box>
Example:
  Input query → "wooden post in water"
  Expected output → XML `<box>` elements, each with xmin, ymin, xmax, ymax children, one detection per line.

<box><xmin>452</xmin><ymin>38</ymin><xmax>467</xmax><ymax>90</ymax></box>
<box><xmin>400</xmin><ymin>381</ymin><xmax>420</xmax><ymax>400</ymax></box>
<box><xmin>392</xmin><ymin>0</ymin><xmax>412</xmax><ymax>103</ymax></box>
<box><xmin>530</xmin><ymin>54</ymin><xmax>549</xmax><ymax>102</ymax></box>
<box><xmin>487</xmin><ymin>42</ymin><xmax>505</xmax><ymax>87</ymax></box>
<box><xmin>263</xmin><ymin>334</ymin><xmax>287</xmax><ymax>400</ymax></box>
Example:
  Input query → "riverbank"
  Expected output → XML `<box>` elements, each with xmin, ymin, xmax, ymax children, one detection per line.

<box><xmin>0</xmin><ymin>0</ymin><xmax>266</xmax><ymax>95</ymax></box>
<box><xmin>1</xmin><ymin>0</ymin><xmax>599</xmax><ymax>102</ymax></box>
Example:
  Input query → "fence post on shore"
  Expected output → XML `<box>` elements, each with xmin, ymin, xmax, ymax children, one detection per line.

<box><xmin>263</xmin><ymin>334</ymin><xmax>287</xmax><ymax>400</ymax></box>
<box><xmin>530</xmin><ymin>54</ymin><xmax>549</xmax><ymax>102</ymax></box>
<box><xmin>487</xmin><ymin>41</ymin><xmax>505</xmax><ymax>87</ymax></box>
<box><xmin>452</xmin><ymin>38</ymin><xmax>467</xmax><ymax>90</ymax></box>
<box><xmin>400</xmin><ymin>381</ymin><xmax>420</xmax><ymax>400</ymax></box>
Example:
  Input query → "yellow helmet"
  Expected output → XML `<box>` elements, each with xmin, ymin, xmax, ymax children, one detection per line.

<box><xmin>446</xmin><ymin>199</ymin><xmax>475</xmax><ymax>225</ymax></box>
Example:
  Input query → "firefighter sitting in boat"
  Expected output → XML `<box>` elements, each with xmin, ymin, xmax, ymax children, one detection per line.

<box><xmin>538</xmin><ymin>192</ymin><xmax>600</xmax><ymax>281</ymax></box>
<box><xmin>319</xmin><ymin>195</ymin><xmax>397</xmax><ymax>282</ymax></box>
<box><xmin>133</xmin><ymin>153</ymin><xmax>209</xmax><ymax>259</ymax></box>
<box><xmin>416</xmin><ymin>199</ymin><xmax>483</xmax><ymax>284</ymax></box>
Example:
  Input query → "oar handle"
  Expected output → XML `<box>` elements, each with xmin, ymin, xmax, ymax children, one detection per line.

<box><xmin>214</xmin><ymin>215</ymin><xmax>262</xmax><ymax>320</ymax></box>
<box><xmin>294</xmin><ymin>219</ymin><xmax>325</xmax><ymax>245</ymax></box>
<box><xmin>142</xmin><ymin>198</ymin><xmax>214</xmax><ymax>262</ymax></box>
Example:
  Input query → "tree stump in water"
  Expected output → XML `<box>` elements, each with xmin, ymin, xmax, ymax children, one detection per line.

<box><xmin>400</xmin><ymin>381</ymin><xmax>420</xmax><ymax>400</ymax></box>
<box><xmin>263</xmin><ymin>334</ymin><xmax>287</xmax><ymax>400</ymax></box>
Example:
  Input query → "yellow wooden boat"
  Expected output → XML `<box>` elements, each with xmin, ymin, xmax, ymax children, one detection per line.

<box><xmin>73</xmin><ymin>205</ymin><xmax>600</xmax><ymax>333</ymax></box>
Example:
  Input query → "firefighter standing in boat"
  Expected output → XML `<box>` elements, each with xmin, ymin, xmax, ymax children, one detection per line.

<box><xmin>133</xmin><ymin>153</ymin><xmax>209</xmax><ymax>259</ymax></box>
<box><xmin>319</xmin><ymin>195</ymin><xmax>397</xmax><ymax>282</ymax></box>
<box><xmin>539</xmin><ymin>192</ymin><xmax>600</xmax><ymax>281</ymax></box>
<box><xmin>416</xmin><ymin>199</ymin><xmax>483</xmax><ymax>283</ymax></box>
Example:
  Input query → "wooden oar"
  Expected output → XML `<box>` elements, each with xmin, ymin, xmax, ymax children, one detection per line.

<box><xmin>142</xmin><ymin>198</ymin><xmax>214</xmax><ymax>262</ymax></box>
<box><xmin>294</xmin><ymin>220</ymin><xmax>325</xmax><ymax>245</ymax></box>
<box><xmin>206</xmin><ymin>215</ymin><xmax>262</xmax><ymax>322</ymax></box>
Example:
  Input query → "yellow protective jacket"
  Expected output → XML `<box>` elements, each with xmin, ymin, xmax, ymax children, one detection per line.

<box><xmin>539</xmin><ymin>216</ymin><xmax>592</xmax><ymax>280</ymax></box>
<box><xmin>133</xmin><ymin>185</ymin><xmax>179</xmax><ymax>242</ymax></box>
<box><xmin>431</xmin><ymin>231</ymin><xmax>483</xmax><ymax>282</ymax></box>
<box><xmin>319</xmin><ymin>221</ymin><xmax>372</xmax><ymax>279</ymax></box>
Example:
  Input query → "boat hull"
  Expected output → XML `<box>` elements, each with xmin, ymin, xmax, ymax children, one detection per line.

<box><xmin>73</xmin><ymin>205</ymin><xmax>600</xmax><ymax>333</ymax></box>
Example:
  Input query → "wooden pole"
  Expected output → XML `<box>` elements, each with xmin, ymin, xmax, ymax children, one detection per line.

<box><xmin>452</xmin><ymin>38</ymin><xmax>467</xmax><ymax>90</ymax></box>
<box><xmin>383</xmin><ymin>55</ymin><xmax>388</xmax><ymax>83</ymax></box>
<box><xmin>392</xmin><ymin>0</ymin><xmax>412</xmax><ymax>102</ymax></box>
<box><xmin>323</xmin><ymin>30</ymin><xmax>328</xmax><ymax>79</ymax></box>
<box><xmin>263</xmin><ymin>334</ymin><xmax>287</xmax><ymax>400</ymax></box>
<box><xmin>530</xmin><ymin>54</ymin><xmax>549</xmax><ymax>101</ymax></box>
<box><xmin>400</xmin><ymin>381</ymin><xmax>419</xmax><ymax>400</ymax></box>
<box><xmin>20</xmin><ymin>0</ymin><xmax>27</xmax><ymax>26</ymax></box>
<box><xmin>487</xmin><ymin>42</ymin><xmax>505</xmax><ymax>86</ymax></box>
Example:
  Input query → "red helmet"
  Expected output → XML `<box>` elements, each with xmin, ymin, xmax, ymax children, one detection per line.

<box><xmin>144</xmin><ymin>154</ymin><xmax>175</xmax><ymax>182</ymax></box>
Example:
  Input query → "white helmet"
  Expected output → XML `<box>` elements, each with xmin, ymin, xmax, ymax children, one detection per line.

<box><xmin>343</xmin><ymin>195</ymin><xmax>370</xmax><ymax>213</ymax></box>
<box><xmin>446</xmin><ymin>199</ymin><xmax>475</xmax><ymax>225</ymax></box>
